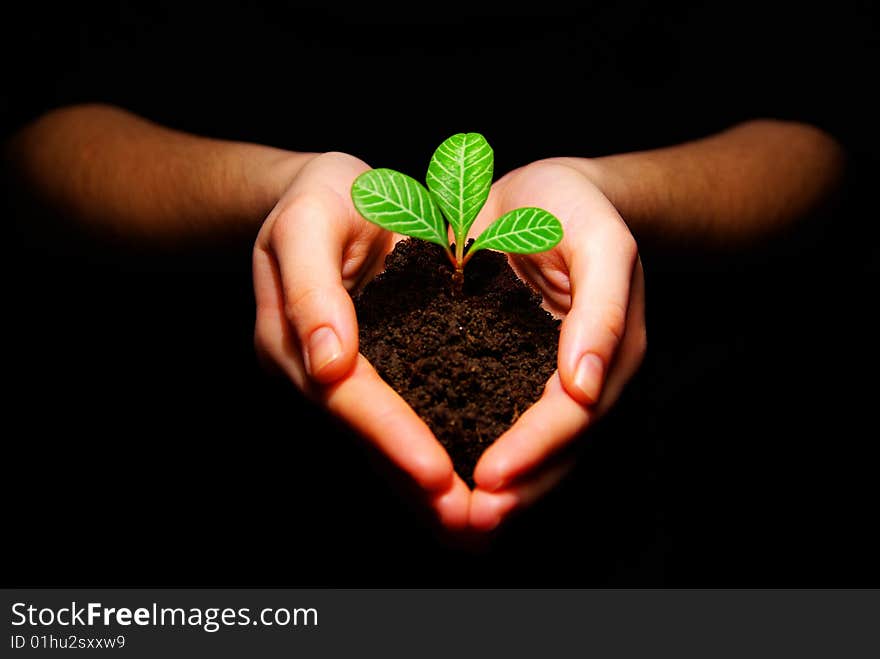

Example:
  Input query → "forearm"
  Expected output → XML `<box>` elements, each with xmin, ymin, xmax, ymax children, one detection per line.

<box><xmin>551</xmin><ymin>119</ymin><xmax>846</xmax><ymax>246</ymax></box>
<box><xmin>5</xmin><ymin>104</ymin><xmax>315</xmax><ymax>243</ymax></box>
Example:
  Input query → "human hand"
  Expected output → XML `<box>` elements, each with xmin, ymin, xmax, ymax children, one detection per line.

<box><xmin>252</xmin><ymin>152</ymin><xmax>471</xmax><ymax>530</ymax></box>
<box><xmin>468</xmin><ymin>159</ymin><xmax>647</xmax><ymax>531</ymax></box>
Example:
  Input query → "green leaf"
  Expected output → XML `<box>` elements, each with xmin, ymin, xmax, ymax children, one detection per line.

<box><xmin>351</xmin><ymin>168</ymin><xmax>449</xmax><ymax>248</ymax></box>
<box><xmin>426</xmin><ymin>133</ymin><xmax>493</xmax><ymax>246</ymax></box>
<box><xmin>470</xmin><ymin>207</ymin><xmax>563</xmax><ymax>256</ymax></box>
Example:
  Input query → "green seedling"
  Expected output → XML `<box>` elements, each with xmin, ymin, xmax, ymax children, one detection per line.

<box><xmin>351</xmin><ymin>133</ymin><xmax>563</xmax><ymax>281</ymax></box>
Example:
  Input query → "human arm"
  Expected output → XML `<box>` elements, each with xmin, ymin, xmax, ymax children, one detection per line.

<box><xmin>5</xmin><ymin>103</ymin><xmax>309</xmax><ymax>244</ymax></box>
<box><xmin>5</xmin><ymin>108</ymin><xmax>844</xmax><ymax>531</ymax></box>
<box><xmin>5</xmin><ymin>104</ymin><xmax>471</xmax><ymax>529</ymax></box>
<box><xmin>566</xmin><ymin>119</ymin><xmax>846</xmax><ymax>246</ymax></box>
<box><xmin>469</xmin><ymin>119</ymin><xmax>845</xmax><ymax>530</ymax></box>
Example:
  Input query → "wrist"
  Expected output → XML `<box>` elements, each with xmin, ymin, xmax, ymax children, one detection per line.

<box><xmin>492</xmin><ymin>157</ymin><xmax>621</xmax><ymax>219</ymax></box>
<box><xmin>546</xmin><ymin>155</ymin><xmax>666</xmax><ymax>232</ymax></box>
<box><xmin>194</xmin><ymin>145</ymin><xmax>319</xmax><ymax>241</ymax></box>
<box><xmin>243</xmin><ymin>147</ymin><xmax>317</xmax><ymax>214</ymax></box>
<box><xmin>536</xmin><ymin>156</ymin><xmax>626</xmax><ymax>202</ymax></box>
<box><xmin>501</xmin><ymin>156</ymin><xmax>619</xmax><ymax>199</ymax></box>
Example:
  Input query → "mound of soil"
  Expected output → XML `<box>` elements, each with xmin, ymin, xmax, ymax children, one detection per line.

<box><xmin>354</xmin><ymin>239</ymin><xmax>560</xmax><ymax>485</ymax></box>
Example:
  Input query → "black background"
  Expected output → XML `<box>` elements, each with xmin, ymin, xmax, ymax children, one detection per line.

<box><xmin>2</xmin><ymin>2</ymin><xmax>878</xmax><ymax>585</ymax></box>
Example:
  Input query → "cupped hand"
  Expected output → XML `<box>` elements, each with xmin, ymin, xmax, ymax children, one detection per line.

<box><xmin>252</xmin><ymin>152</ymin><xmax>471</xmax><ymax>530</ymax></box>
<box><xmin>468</xmin><ymin>159</ymin><xmax>647</xmax><ymax>531</ymax></box>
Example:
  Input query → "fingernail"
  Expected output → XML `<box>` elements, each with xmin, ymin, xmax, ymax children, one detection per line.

<box><xmin>306</xmin><ymin>326</ymin><xmax>342</xmax><ymax>376</ymax></box>
<box><xmin>487</xmin><ymin>477</ymin><xmax>506</xmax><ymax>493</ymax></box>
<box><xmin>472</xmin><ymin>491</ymin><xmax>504</xmax><ymax>532</ymax></box>
<box><xmin>483</xmin><ymin>511</ymin><xmax>503</xmax><ymax>532</ymax></box>
<box><xmin>476</xmin><ymin>456</ymin><xmax>508</xmax><ymax>492</ymax></box>
<box><xmin>479</xmin><ymin>473</ymin><xmax>505</xmax><ymax>493</ymax></box>
<box><xmin>574</xmin><ymin>353</ymin><xmax>604</xmax><ymax>403</ymax></box>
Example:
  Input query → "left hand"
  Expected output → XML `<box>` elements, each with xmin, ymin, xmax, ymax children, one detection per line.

<box><xmin>467</xmin><ymin>159</ymin><xmax>647</xmax><ymax>531</ymax></box>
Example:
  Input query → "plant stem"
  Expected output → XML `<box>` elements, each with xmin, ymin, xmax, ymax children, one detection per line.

<box><xmin>444</xmin><ymin>246</ymin><xmax>459</xmax><ymax>270</ymax></box>
<box><xmin>449</xmin><ymin>240</ymin><xmax>465</xmax><ymax>293</ymax></box>
<box><xmin>451</xmin><ymin>262</ymin><xmax>464</xmax><ymax>294</ymax></box>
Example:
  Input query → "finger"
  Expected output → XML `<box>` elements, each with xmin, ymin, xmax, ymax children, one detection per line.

<box><xmin>253</xmin><ymin>246</ymin><xmax>312</xmax><ymax>391</ymax></box>
<box><xmin>269</xmin><ymin>193</ymin><xmax>360</xmax><ymax>384</ymax></box>
<box><xmin>470</xmin><ymin>456</ymin><xmax>576</xmax><ymax>532</ymax></box>
<box><xmin>506</xmin><ymin>252</ymin><xmax>572</xmax><ymax>317</ymax></box>
<box><xmin>322</xmin><ymin>354</ymin><xmax>455</xmax><ymax>493</ymax></box>
<box><xmin>558</xmin><ymin>223</ymin><xmax>638</xmax><ymax>405</ymax></box>
<box><xmin>472</xmin><ymin>262</ymin><xmax>646</xmax><ymax>492</ymax></box>
<box><xmin>473</xmin><ymin>372</ymin><xmax>592</xmax><ymax>491</ymax></box>
<box><xmin>256</xmin><ymin>246</ymin><xmax>455</xmax><ymax>497</ymax></box>
<box><xmin>596</xmin><ymin>258</ymin><xmax>647</xmax><ymax>416</ymax></box>
<box><xmin>429</xmin><ymin>473</ymin><xmax>471</xmax><ymax>531</ymax></box>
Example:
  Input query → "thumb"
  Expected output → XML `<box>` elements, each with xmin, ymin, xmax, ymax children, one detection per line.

<box><xmin>268</xmin><ymin>192</ymin><xmax>359</xmax><ymax>384</ymax></box>
<box><xmin>558</xmin><ymin>227</ymin><xmax>638</xmax><ymax>405</ymax></box>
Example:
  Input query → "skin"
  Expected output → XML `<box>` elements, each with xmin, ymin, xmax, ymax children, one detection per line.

<box><xmin>6</xmin><ymin>106</ymin><xmax>845</xmax><ymax>533</ymax></box>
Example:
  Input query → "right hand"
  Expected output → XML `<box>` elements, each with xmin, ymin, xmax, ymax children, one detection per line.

<box><xmin>252</xmin><ymin>152</ymin><xmax>471</xmax><ymax>531</ymax></box>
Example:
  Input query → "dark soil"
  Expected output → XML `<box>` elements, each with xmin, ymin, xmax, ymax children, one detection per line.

<box><xmin>354</xmin><ymin>239</ymin><xmax>560</xmax><ymax>485</ymax></box>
